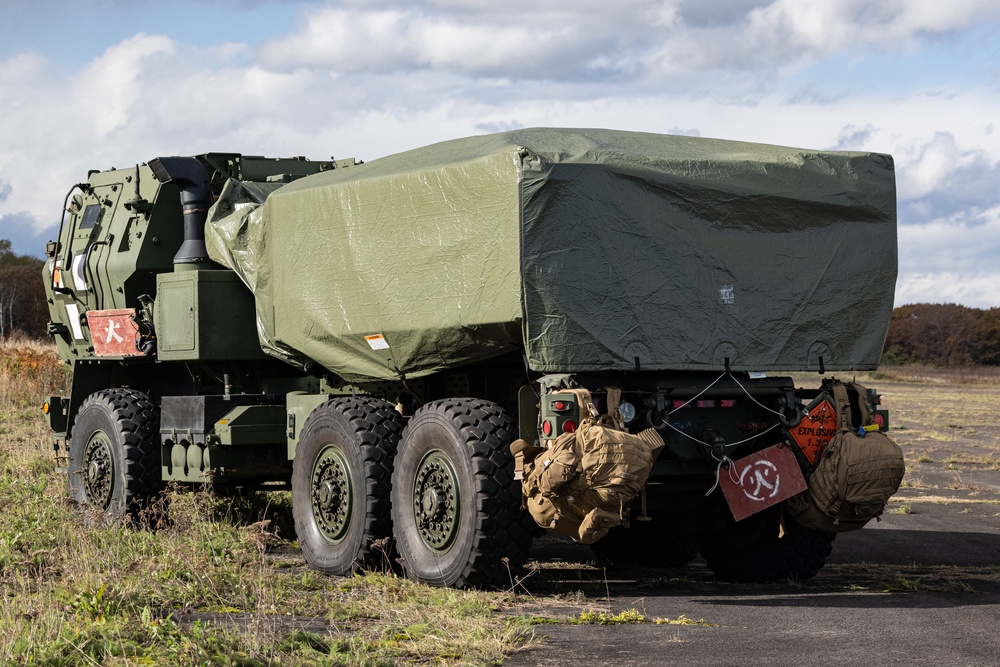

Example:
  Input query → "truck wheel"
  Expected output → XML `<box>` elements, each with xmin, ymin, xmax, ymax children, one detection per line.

<box><xmin>391</xmin><ymin>398</ymin><xmax>533</xmax><ymax>589</ymax></box>
<box><xmin>68</xmin><ymin>389</ymin><xmax>161</xmax><ymax>526</ymax></box>
<box><xmin>698</xmin><ymin>505</ymin><xmax>835</xmax><ymax>582</ymax></box>
<box><xmin>592</xmin><ymin>519</ymin><xmax>700</xmax><ymax>568</ymax></box>
<box><xmin>291</xmin><ymin>397</ymin><xmax>402</xmax><ymax>575</ymax></box>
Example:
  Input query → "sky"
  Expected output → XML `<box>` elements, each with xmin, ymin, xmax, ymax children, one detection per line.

<box><xmin>1</xmin><ymin>0</ymin><xmax>999</xmax><ymax>308</ymax></box>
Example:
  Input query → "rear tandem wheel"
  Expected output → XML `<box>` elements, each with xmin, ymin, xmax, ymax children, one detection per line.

<box><xmin>390</xmin><ymin>398</ymin><xmax>534</xmax><ymax>589</ymax></box>
<box><xmin>291</xmin><ymin>396</ymin><xmax>403</xmax><ymax>575</ymax></box>
<box><xmin>698</xmin><ymin>504</ymin><xmax>835</xmax><ymax>582</ymax></box>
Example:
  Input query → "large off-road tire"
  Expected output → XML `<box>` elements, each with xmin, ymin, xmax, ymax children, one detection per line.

<box><xmin>68</xmin><ymin>389</ymin><xmax>161</xmax><ymax>526</ymax></box>
<box><xmin>593</xmin><ymin>518</ymin><xmax>700</xmax><ymax>568</ymax></box>
<box><xmin>391</xmin><ymin>398</ymin><xmax>534</xmax><ymax>589</ymax></box>
<box><xmin>698</xmin><ymin>505</ymin><xmax>835</xmax><ymax>582</ymax></box>
<box><xmin>291</xmin><ymin>396</ymin><xmax>403</xmax><ymax>575</ymax></box>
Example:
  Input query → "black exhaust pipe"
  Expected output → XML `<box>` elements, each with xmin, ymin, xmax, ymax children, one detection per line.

<box><xmin>148</xmin><ymin>157</ymin><xmax>213</xmax><ymax>267</ymax></box>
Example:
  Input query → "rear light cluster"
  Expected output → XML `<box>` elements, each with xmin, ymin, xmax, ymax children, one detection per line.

<box><xmin>738</xmin><ymin>421</ymin><xmax>768</xmax><ymax>434</ymax></box>
<box><xmin>541</xmin><ymin>393</ymin><xmax>582</xmax><ymax>440</ymax></box>
<box><xmin>541</xmin><ymin>419</ymin><xmax>577</xmax><ymax>436</ymax></box>
<box><xmin>672</xmin><ymin>399</ymin><xmax>738</xmax><ymax>410</ymax></box>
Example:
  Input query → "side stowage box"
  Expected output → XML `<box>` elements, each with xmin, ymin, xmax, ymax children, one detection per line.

<box><xmin>155</xmin><ymin>270</ymin><xmax>267</xmax><ymax>361</ymax></box>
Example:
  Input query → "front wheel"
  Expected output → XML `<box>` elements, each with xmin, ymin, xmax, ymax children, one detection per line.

<box><xmin>67</xmin><ymin>389</ymin><xmax>161</xmax><ymax>526</ymax></box>
<box><xmin>291</xmin><ymin>397</ymin><xmax>403</xmax><ymax>575</ymax></box>
<box><xmin>391</xmin><ymin>398</ymin><xmax>533</xmax><ymax>589</ymax></box>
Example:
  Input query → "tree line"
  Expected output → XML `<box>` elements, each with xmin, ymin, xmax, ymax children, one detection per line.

<box><xmin>882</xmin><ymin>303</ymin><xmax>1000</xmax><ymax>367</ymax></box>
<box><xmin>0</xmin><ymin>239</ymin><xmax>47</xmax><ymax>339</ymax></box>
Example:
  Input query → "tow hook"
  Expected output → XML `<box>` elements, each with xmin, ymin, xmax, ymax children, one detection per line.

<box><xmin>778</xmin><ymin>395</ymin><xmax>806</xmax><ymax>429</ymax></box>
<box><xmin>704</xmin><ymin>429</ymin><xmax>727</xmax><ymax>461</ymax></box>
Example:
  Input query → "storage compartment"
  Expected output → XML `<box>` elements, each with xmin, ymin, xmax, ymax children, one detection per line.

<box><xmin>155</xmin><ymin>270</ymin><xmax>267</xmax><ymax>361</ymax></box>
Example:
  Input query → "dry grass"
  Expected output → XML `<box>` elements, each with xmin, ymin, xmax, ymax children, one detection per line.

<box><xmin>0</xmin><ymin>337</ymin><xmax>68</xmax><ymax>461</ymax></box>
<box><xmin>5</xmin><ymin>339</ymin><xmax>1000</xmax><ymax>663</ymax></box>
<box><xmin>0</xmin><ymin>340</ymin><xmax>538</xmax><ymax>665</ymax></box>
<box><xmin>868</xmin><ymin>365</ymin><xmax>1000</xmax><ymax>385</ymax></box>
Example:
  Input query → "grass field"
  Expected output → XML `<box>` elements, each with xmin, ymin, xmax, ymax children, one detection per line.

<box><xmin>3</xmin><ymin>339</ymin><xmax>998</xmax><ymax>665</ymax></box>
<box><xmin>0</xmin><ymin>339</ymin><xmax>539</xmax><ymax>666</ymax></box>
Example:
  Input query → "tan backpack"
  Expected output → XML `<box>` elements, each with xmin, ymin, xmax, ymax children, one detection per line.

<box><xmin>513</xmin><ymin>387</ymin><xmax>664</xmax><ymax>544</ymax></box>
<box><xmin>786</xmin><ymin>381</ymin><xmax>905</xmax><ymax>532</ymax></box>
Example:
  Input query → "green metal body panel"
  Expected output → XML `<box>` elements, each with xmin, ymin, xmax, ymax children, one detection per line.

<box><xmin>43</xmin><ymin>154</ymin><xmax>336</xmax><ymax>368</ymax></box>
<box><xmin>155</xmin><ymin>270</ymin><xmax>266</xmax><ymax>361</ymax></box>
<box><xmin>44</xmin><ymin>396</ymin><xmax>70</xmax><ymax>434</ymax></box>
<box><xmin>284</xmin><ymin>393</ymin><xmax>331</xmax><ymax>460</ymax></box>
<box><xmin>43</xmin><ymin>164</ymin><xmax>183</xmax><ymax>362</ymax></box>
<box><xmin>214</xmin><ymin>405</ymin><xmax>286</xmax><ymax>446</ymax></box>
<box><xmin>160</xmin><ymin>398</ymin><xmax>290</xmax><ymax>486</ymax></box>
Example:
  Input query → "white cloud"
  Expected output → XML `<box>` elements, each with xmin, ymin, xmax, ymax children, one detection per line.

<box><xmin>896</xmin><ymin>204</ymin><xmax>1000</xmax><ymax>307</ymax></box>
<box><xmin>74</xmin><ymin>34</ymin><xmax>177</xmax><ymax>138</ymax></box>
<box><xmin>1</xmin><ymin>1</ymin><xmax>1000</xmax><ymax>308</ymax></box>
<box><xmin>745</xmin><ymin>0</ymin><xmax>1000</xmax><ymax>54</ymax></box>
<box><xmin>256</xmin><ymin>6</ymin><xmax>632</xmax><ymax>78</ymax></box>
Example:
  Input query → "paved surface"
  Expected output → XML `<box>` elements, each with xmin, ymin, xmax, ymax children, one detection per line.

<box><xmin>506</xmin><ymin>502</ymin><xmax>1000</xmax><ymax>666</ymax></box>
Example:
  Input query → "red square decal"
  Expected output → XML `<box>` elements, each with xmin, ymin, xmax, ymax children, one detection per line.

<box><xmin>86</xmin><ymin>309</ymin><xmax>143</xmax><ymax>357</ymax></box>
<box><xmin>719</xmin><ymin>443</ymin><xmax>807</xmax><ymax>522</ymax></box>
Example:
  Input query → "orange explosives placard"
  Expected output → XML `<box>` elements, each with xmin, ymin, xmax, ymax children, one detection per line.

<box><xmin>86</xmin><ymin>309</ymin><xmax>143</xmax><ymax>357</ymax></box>
<box><xmin>719</xmin><ymin>443</ymin><xmax>807</xmax><ymax>521</ymax></box>
<box><xmin>790</xmin><ymin>394</ymin><xmax>837</xmax><ymax>465</ymax></box>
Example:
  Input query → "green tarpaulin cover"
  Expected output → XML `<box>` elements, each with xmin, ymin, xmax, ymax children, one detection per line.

<box><xmin>205</xmin><ymin>128</ymin><xmax>897</xmax><ymax>382</ymax></box>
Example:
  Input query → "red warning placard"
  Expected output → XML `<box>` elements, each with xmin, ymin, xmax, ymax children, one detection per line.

<box><xmin>86</xmin><ymin>309</ymin><xmax>143</xmax><ymax>357</ymax></box>
<box><xmin>789</xmin><ymin>394</ymin><xmax>838</xmax><ymax>465</ymax></box>
<box><xmin>719</xmin><ymin>443</ymin><xmax>807</xmax><ymax>522</ymax></box>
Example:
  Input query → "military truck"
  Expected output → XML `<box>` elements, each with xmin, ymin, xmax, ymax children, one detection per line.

<box><xmin>42</xmin><ymin>128</ymin><xmax>899</xmax><ymax>588</ymax></box>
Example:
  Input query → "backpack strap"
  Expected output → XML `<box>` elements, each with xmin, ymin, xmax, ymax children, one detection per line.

<box><xmin>830</xmin><ymin>381</ymin><xmax>853</xmax><ymax>432</ymax></box>
<box><xmin>605</xmin><ymin>386</ymin><xmax>624</xmax><ymax>430</ymax></box>
<box><xmin>563</xmin><ymin>387</ymin><xmax>597</xmax><ymax>418</ymax></box>
<box><xmin>846</xmin><ymin>382</ymin><xmax>873</xmax><ymax>425</ymax></box>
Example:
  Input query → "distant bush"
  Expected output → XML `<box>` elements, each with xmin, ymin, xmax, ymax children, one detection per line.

<box><xmin>0</xmin><ymin>337</ymin><xmax>67</xmax><ymax>410</ymax></box>
<box><xmin>883</xmin><ymin>304</ymin><xmax>1000</xmax><ymax>367</ymax></box>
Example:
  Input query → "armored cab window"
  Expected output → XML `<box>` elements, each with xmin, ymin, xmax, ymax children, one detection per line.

<box><xmin>79</xmin><ymin>204</ymin><xmax>101</xmax><ymax>230</ymax></box>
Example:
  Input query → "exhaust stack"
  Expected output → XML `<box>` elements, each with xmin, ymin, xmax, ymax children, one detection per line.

<box><xmin>148</xmin><ymin>157</ymin><xmax>214</xmax><ymax>268</ymax></box>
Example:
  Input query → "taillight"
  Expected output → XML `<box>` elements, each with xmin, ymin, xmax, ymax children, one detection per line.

<box><xmin>542</xmin><ymin>420</ymin><xmax>553</xmax><ymax>437</ymax></box>
<box><xmin>562</xmin><ymin>420</ymin><xmax>577</xmax><ymax>433</ymax></box>
<box><xmin>552</xmin><ymin>401</ymin><xmax>569</xmax><ymax>411</ymax></box>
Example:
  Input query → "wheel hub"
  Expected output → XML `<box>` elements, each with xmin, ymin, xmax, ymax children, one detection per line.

<box><xmin>83</xmin><ymin>432</ymin><xmax>114</xmax><ymax>509</ymax></box>
<box><xmin>413</xmin><ymin>450</ymin><xmax>460</xmax><ymax>552</ymax></box>
<box><xmin>311</xmin><ymin>446</ymin><xmax>352</xmax><ymax>543</ymax></box>
<box><xmin>319</xmin><ymin>480</ymin><xmax>342</xmax><ymax>512</ymax></box>
<box><xmin>421</xmin><ymin>488</ymin><xmax>447</xmax><ymax>519</ymax></box>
